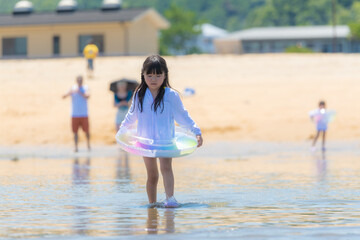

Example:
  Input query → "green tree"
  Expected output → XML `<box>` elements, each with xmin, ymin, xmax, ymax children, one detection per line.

<box><xmin>296</xmin><ymin>0</ymin><xmax>332</xmax><ymax>25</ymax></box>
<box><xmin>285</xmin><ymin>45</ymin><xmax>313</xmax><ymax>53</ymax></box>
<box><xmin>0</xmin><ymin>0</ymin><xmax>103</xmax><ymax>13</ymax></box>
<box><xmin>349</xmin><ymin>22</ymin><xmax>360</xmax><ymax>39</ymax></box>
<box><xmin>2</xmin><ymin>0</ymin><xmax>360</xmax><ymax>32</ymax></box>
<box><xmin>245</xmin><ymin>0</ymin><xmax>332</xmax><ymax>28</ymax></box>
<box><xmin>159</xmin><ymin>3</ymin><xmax>201</xmax><ymax>55</ymax></box>
<box><xmin>245</xmin><ymin>3</ymin><xmax>277</xmax><ymax>28</ymax></box>
<box><xmin>345</xmin><ymin>1</ymin><xmax>360</xmax><ymax>39</ymax></box>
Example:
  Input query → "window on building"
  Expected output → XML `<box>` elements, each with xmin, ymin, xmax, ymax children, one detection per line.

<box><xmin>258</xmin><ymin>42</ymin><xmax>263</xmax><ymax>52</ymax></box>
<box><xmin>53</xmin><ymin>36</ymin><xmax>60</xmax><ymax>55</ymax></box>
<box><xmin>249</xmin><ymin>42</ymin><xmax>260</xmax><ymax>53</ymax></box>
<box><xmin>337</xmin><ymin>43</ymin><xmax>342</xmax><ymax>52</ymax></box>
<box><xmin>243</xmin><ymin>43</ymin><xmax>251</xmax><ymax>53</ymax></box>
<box><xmin>306</xmin><ymin>42</ymin><xmax>314</xmax><ymax>49</ymax></box>
<box><xmin>274</xmin><ymin>41</ymin><xmax>283</xmax><ymax>52</ymax></box>
<box><xmin>2</xmin><ymin>37</ymin><xmax>27</xmax><ymax>56</ymax></box>
<box><xmin>79</xmin><ymin>35</ymin><xmax>104</xmax><ymax>54</ymax></box>
<box><xmin>322</xmin><ymin>44</ymin><xmax>330</xmax><ymax>53</ymax></box>
<box><xmin>269</xmin><ymin>42</ymin><xmax>275</xmax><ymax>52</ymax></box>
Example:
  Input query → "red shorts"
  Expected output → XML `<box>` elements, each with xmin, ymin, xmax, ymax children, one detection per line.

<box><xmin>72</xmin><ymin>117</ymin><xmax>89</xmax><ymax>133</ymax></box>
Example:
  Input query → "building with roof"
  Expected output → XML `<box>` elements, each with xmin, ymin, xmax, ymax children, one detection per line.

<box><xmin>0</xmin><ymin>0</ymin><xmax>169</xmax><ymax>58</ymax></box>
<box><xmin>214</xmin><ymin>25</ymin><xmax>360</xmax><ymax>54</ymax></box>
<box><xmin>195</xmin><ymin>23</ymin><xmax>227</xmax><ymax>54</ymax></box>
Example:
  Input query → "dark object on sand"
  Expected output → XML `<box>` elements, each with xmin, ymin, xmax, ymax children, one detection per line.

<box><xmin>110</xmin><ymin>78</ymin><xmax>139</xmax><ymax>93</ymax></box>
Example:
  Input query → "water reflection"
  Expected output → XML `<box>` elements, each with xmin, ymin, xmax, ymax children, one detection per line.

<box><xmin>146</xmin><ymin>208</ymin><xmax>176</xmax><ymax>234</ymax></box>
<box><xmin>314</xmin><ymin>150</ymin><xmax>327</xmax><ymax>182</ymax></box>
<box><xmin>1</xmin><ymin>146</ymin><xmax>360</xmax><ymax>239</ymax></box>
<box><xmin>163</xmin><ymin>209</ymin><xmax>175</xmax><ymax>233</ymax></box>
<box><xmin>72</xmin><ymin>157</ymin><xmax>91</xmax><ymax>236</ymax></box>
<box><xmin>72</xmin><ymin>157</ymin><xmax>91</xmax><ymax>184</ymax></box>
<box><xmin>116</xmin><ymin>150</ymin><xmax>131</xmax><ymax>186</ymax></box>
<box><xmin>146</xmin><ymin>208</ymin><xmax>159</xmax><ymax>234</ymax></box>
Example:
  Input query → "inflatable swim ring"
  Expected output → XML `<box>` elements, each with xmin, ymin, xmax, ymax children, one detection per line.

<box><xmin>115</xmin><ymin>126</ymin><xmax>198</xmax><ymax>158</ymax></box>
<box><xmin>313</xmin><ymin>109</ymin><xmax>336</xmax><ymax>124</ymax></box>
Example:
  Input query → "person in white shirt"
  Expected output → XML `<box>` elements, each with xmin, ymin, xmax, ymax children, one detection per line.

<box><xmin>119</xmin><ymin>55</ymin><xmax>203</xmax><ymax>207</ymax></box>
<box><xmin>62</xmin><ymin>76</ymin><xmax>91</xmax><ymax>152</ymax></box>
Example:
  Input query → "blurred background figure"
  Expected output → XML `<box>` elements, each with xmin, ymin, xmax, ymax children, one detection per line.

<box><xmin>63</xmin><ymin>76</ymin><xmax>91</xmax><ymax>152</ymax></box>
<box><xmin>83</xmin><ymin>40</ymin><xmax>99</xmax><ymax>78</ymax></box>
<box><xmin>309</xmin><ymin>100</ymin><xmax>335</xmax><ymax>152</ymax></box>
<box><xmin>114</xmin><ymin>81</ymin><xmax>132</xmax><ymax>131</ymax></box>
<box><xmin>109</xmin><ymin>78</ymin><xmax>138</xmax><ymax>131</ymax></box>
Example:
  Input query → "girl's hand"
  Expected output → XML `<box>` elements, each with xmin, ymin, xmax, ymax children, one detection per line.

<box><xmin>196</xmin><ymin>135</ymin><xmax>203</xmax><ymax>147</ymax></box>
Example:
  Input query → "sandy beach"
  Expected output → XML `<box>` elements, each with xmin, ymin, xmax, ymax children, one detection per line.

<box><xmin>1</xmin><ymin>54</ymin><xmax>360</xmax><ymax>147</ymax></box>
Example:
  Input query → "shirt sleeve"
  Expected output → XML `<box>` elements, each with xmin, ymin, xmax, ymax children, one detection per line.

<box><xmin>127</xmin><ymin>91</ymin><xmax>133</xmax><ymax>101</ymax></box>
<box><xmin>309</xmin><ymin>109</ymin><xmax>316</xmax><ymax>118</ymax></box>
<box><xmin>84</xmin><ymin>86</ymin><xmax>89</xmax><ymax>95</ymax></box>
<box><xmin>119</xmin><ymin>94</ymin><xmax>138</xmax><ymax>130</ymax></box>
<box><xmin>114</xmin><ymin>94</ymin><xmax>120</xmax><ymax>104</ymax></box>
<box><xmin>171</xmin><ymin>90</ymin><xmax>201</xmax><ymax>136</ymax></box>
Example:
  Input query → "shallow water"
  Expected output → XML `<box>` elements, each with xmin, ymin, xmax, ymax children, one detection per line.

<box><xmin>1</xmin><ymin>142</ymin><xmax>360</xmax><ymax>239</ymax></box>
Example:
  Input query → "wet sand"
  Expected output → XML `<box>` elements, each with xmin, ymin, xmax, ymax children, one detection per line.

<box><xmin>1</xmin><ymin>54</ymin><xmax>360</xmax><ymax>148</ymax></box>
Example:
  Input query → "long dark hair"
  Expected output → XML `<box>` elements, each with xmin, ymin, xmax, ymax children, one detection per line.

<box><xmin>132</xmin><ymin>55</ymin><xmax>171</xmax><ymax>113</ymax></box>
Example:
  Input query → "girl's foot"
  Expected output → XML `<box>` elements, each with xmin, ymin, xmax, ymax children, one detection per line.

<box><xmin>163</xmin><ymin>196</ymin><xmax>180</xmax><ymax>208</ymax></box>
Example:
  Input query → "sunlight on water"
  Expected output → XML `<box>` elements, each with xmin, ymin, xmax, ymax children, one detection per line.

<box><xmin>1</xmin><ymin>144</ymin><xmax>360</xmax><ymax>239</ymax></box>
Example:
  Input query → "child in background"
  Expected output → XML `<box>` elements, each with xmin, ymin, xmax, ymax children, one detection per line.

<box><xmin>118</xmin><ymin>55</ymin><xmax>203</xmax><ymax>208</ymax></box>
<box><xmin>309</xmin><ymin>100</ymin><xmax>332</xmax><ymax>151</ymax></box>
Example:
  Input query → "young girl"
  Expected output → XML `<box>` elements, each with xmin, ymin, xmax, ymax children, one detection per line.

<box><xmin>309</xmin><ymin>100</ymin><xmax>333</xmax><ymax>151</ymax></box>
<box><xmin>118</xmin><ymin>55</ymin><xmax>203</xmax><ymax>208</ymax></box>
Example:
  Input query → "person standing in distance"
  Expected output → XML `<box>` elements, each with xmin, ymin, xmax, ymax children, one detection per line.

<box><xmin>83</xmin><ymin>40</ymin><xmax>99</xmax><ymax>78</ymax></box>
<box><xmin>63</xmin><ymin>76</ymin><xmax>91</xmax><ymax>152</ymax></box>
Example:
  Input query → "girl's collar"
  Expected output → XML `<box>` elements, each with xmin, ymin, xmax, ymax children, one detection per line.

<box><xmin>145</xmin><ymin>87</ymin><xmax>168</xmax><ymax>100</ymax></box>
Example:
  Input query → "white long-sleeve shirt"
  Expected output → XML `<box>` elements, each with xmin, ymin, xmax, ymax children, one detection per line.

<box><xmin>119</xmin><ymin>87</ymin><xmax>201</xmax><ymax>142</ymax></box>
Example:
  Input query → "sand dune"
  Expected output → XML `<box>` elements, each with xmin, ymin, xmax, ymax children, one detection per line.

<box><xmin>1</xmin><ymin>54</ymin><xmax>360</xmax><ymax>147</ymax></box>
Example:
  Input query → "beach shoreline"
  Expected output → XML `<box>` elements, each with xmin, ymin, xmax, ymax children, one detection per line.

<box><xmin>1</xmin><ymin>139</ymin><xmax>359</xmax><ymax>161</ymax></box>
<box><xmin>1</xmin><ymin>54</ymin><xmax>360</xmax><ymax>147</ymax></box>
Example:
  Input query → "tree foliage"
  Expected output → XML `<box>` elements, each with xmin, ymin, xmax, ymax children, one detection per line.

<box><xmin>0</xmin><ymin>0</ymin><xmax>103</xmax><ymax>13</ymax></box>
<box><xmin>159</xmin><ymin>3</ymin><xmax>201</xmax><ymax>55</ymax></box>
<box><xmin>123</xmin><ymin>0</ymin><xmax>360</xmax><ymax>30</ymax></box>
<box><xmin>1</xmin><ymin>0</ymin><xmax>360</xmax><ymax>31</ymax></box>
<box><xmin>349</xmin><ymin>22</ymin><xmax>360</xmax><ymax>39</ymax></box>
<box><xmin>2</xmin><ymin>0</ymin><xmax>360</xmax><ymax>53</ymax></box>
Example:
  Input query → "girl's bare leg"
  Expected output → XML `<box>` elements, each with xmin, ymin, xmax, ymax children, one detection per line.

<box><xmin>143</xmin><ymin>157</ymin><xmax>159</xmax><ymax>203</ymax></box>
<box><xmin>312</xmin><ymin>131</ymin><xmax>320</xmax><ymax>147</ymax></box>
<box><xmin>322</xmin><ymin>131</ymin><xmax>326</xmax><ymax>150</ymax></box>
<box><xmin>159</xmin><ymin>158</ymin><xmax>174</xmax><ymax>198</ymax></box>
